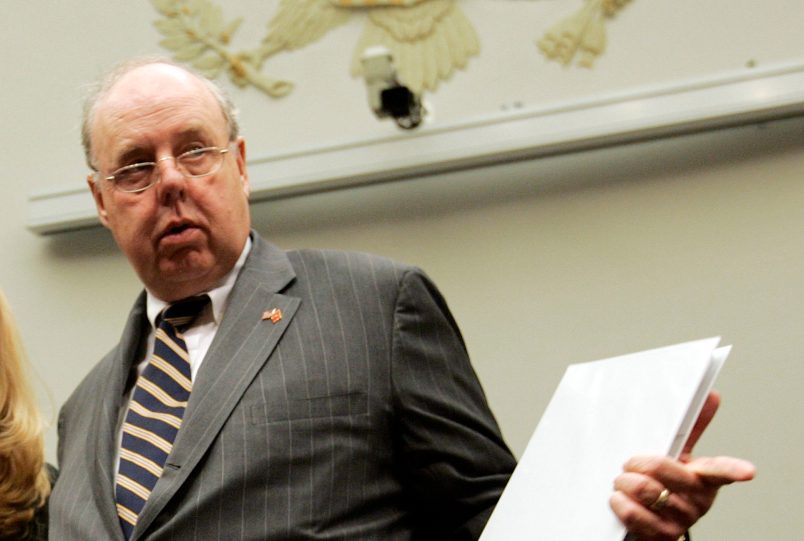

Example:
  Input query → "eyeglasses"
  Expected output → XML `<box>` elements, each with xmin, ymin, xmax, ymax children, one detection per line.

<box><xmin>101</xmin><ymin>145</ymin><xmax>233</xmax><ymax>193</ymax></box>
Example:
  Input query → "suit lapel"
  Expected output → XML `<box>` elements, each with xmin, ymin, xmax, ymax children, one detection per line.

<box><xmin>132</xmin><ymin>236</ymin><xmax>299</xmax><ymax>539</ymax></box>
<box><xmin>91</xmin><ymin>293</ymin><xmax>148</xmax><ymax>541</ymax></box>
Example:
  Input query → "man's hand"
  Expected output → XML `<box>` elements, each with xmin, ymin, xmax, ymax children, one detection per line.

<box><xmin>609</xmin><ymin>391</ymin><xmax>756</xmax><ymax>541</ymax></box>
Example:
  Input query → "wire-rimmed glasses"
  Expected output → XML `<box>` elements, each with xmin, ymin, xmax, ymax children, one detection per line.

<box><xmin>100</xmin><ymin>145</ymin><xmax>233</xmax><ymax>193</ymax></box>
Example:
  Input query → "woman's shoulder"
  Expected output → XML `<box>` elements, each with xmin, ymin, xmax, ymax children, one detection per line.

<box><xmin>11</xmin><ymin>464</ymin><xmax>58</xmax><ymax>541</ymax></box>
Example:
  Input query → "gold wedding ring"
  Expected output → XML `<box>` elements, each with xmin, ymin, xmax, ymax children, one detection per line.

<box><xmin>650</xmin><ymin>488</ymin><xmax>671</xmax><ymax>511</ymax></box>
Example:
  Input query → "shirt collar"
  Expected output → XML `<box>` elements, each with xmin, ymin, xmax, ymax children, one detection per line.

<box><xmin>145</xmin><ymin>235</ymin><xmax>253</xmax><ymax>329</ymax></box>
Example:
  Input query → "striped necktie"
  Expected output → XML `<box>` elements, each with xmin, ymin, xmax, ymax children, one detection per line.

<box><xmin>115</xmin><ymin>295</ymin><xmax>209</xmax><ymax>539</ymax></box>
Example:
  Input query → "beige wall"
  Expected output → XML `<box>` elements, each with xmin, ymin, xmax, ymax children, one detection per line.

<box><xmin>1</xmin><ymin>1</ymin><xmax>802</xmax><ymax>538</ymax></box>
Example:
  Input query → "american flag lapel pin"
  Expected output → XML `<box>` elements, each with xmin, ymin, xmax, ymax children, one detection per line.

<box><xmin>262</xmin><ymin>308</ymin><xmax>283</xmax><ymax>324</ymax></box>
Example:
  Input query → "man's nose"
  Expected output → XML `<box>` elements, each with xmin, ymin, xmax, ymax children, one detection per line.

<box><xmin>155</xmin><ymin>156</ymin><xmax>187</xmax><ymax>200</ymax></box>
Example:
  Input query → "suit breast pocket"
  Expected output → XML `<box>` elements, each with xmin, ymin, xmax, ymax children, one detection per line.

<box><xmin>250</xmin><ymin>390</ymin><xmax>368</xmax><ymax>424</ymax></box>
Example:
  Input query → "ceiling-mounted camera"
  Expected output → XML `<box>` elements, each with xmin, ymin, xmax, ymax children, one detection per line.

<box><xmin>361</xmin><ymin>46</ymin><xmax>424</xmax><ymax>130</ymax></box>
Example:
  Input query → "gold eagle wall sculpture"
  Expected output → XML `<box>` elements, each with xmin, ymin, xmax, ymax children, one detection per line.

<box><xmin>151</xmin><ymin>0</ymin><xmax>634</xmax><ymax>98</ymax></box>
<box><xmin>151</xmin><ymin>0</ymin><xmax>480</xmax><ymax>97</ymax></box>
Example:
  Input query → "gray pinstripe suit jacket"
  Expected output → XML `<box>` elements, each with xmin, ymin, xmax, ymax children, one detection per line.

<box><xmin>50</xmin><ymin>233</ymin><xmax>515</xmax><ymax>540</ymax></box>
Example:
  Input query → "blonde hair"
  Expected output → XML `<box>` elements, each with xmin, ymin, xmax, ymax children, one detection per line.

<box><xmin>0</xmin><ymin>291</ymin><xmax>50</xmax><ymax>538</ymax></box>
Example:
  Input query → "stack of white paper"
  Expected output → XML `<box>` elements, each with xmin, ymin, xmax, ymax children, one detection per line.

<box><xmin>480</xmin><ymin>337</ymin><xmax>729</xmax><ymax>541</ymax></box>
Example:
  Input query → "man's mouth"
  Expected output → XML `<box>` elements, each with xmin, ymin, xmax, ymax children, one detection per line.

<box><xmin>159</xmin><ymin>222</ymin><xmax>199</xmax><ymax>243</ymax></box>
<box><xmin>165</xmin><ymin>223</ymin><xmax>191</xmax><ymax>236</ymax></box>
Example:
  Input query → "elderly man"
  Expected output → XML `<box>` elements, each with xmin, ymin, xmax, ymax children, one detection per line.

<box><xmin>50</xmin><ymin>58</ymin><xmax>753</xmax><ymax>540</ymax></box>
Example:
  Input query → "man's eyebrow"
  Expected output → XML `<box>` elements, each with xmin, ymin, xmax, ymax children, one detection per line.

<box><xmin>115</xmin><ymin>146</ymin><xmax>152</xmax><ymax>166</ymax></box>
<box><xmin>175</xmin><ymin>127</ymin><xmax>214</xmax><ymax>143</ymax></box>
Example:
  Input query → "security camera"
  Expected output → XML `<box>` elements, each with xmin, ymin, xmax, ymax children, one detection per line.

<box><xmin>361</xmin><ymin>46</ymin><xmax>424</xmax><ymax>130</ymax></box>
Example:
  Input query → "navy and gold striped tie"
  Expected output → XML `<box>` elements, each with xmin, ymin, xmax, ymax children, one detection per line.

<box><xmin>115</xmin><ymin>295</ymin><xmax>209</xmax><ymax>539</ymax></box>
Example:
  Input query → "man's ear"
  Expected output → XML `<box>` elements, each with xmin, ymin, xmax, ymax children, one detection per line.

<box><xmin>235</xmin><ymin>137</ymin><xmax>250</xmax><ymax>198</ymax></box>
<box><xmin>87</xmin><ymin>175</ymin><xmax>110</xmax><ymax>228</ymax></box>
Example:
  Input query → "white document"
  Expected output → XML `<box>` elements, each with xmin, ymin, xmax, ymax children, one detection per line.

<box><xmin>480</xmin><ymin>337</ymin><xmax>729</xmax><ymax>541</ymax></box>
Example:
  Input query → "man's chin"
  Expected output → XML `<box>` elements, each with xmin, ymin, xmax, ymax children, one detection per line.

<box><xmin>149</xmin><ymin>254</ymin><xmax>217</xmax><ymax>299</ymax></box>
